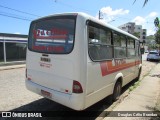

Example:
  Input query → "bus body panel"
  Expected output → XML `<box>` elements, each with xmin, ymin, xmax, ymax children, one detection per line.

<box><xmin>26</xmin><ymin>80</ymin><xmax>85</xmax><ymax>110</ymax></box>
<box><xmin>26</xmin><ymin>51</ymin><xmax>76</xmax><ymax>91</ymax></box>
<box><xmin>26</xmin><ymin>12</ymin><xmax>142</xmax><ymax>110</ymax></box>
<box><xmin>26</xmin><ymin>14</ymin><xmax>87</xmax><ymax>110</ymax></box>
<box><xmin>26</xmin><ymin>52</ymin><xmax>87</xmax><ymax>110</ymax></box>
<box><xmin>85</xmin><ymin>57</ymin><xmax>140</xmax><ymax>108</ymax></box>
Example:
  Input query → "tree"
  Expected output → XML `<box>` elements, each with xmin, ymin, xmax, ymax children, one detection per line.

<box><xmin>146</xmin><ymin>35</ymin><xmax>155</xmax><ymax>44</ymax></box>
<box><xmin>146</xmin><ymin>35</ymin><xmax>156</xmax><ymax>50</ymax></box>
<box><xmin>155</xmin><ymin>29</ymin><xmax>160</xmax><ymax>44</ymax></box>
<box><xmin>133</xmin><ymin>32</ymin><xmax>140</xmax><ymax>38</ymax></box>
<box><xmin>133</xmin><ymin>0</ymin><xmax>149</xmax><ymax>7</ymax></box>
<box><xmin>154</xmin><ymin>16</ymin><xmax>160</xmax><ymax>50</ymax></box>
<box><xmin>154</xmin><ymin>29</ymin><xmax>160</xmax><ymax>51</ymax></box>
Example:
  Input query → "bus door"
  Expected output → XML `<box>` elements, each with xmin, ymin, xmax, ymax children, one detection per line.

<box><xmin>27</xmin><ymin>16</ymin><xmax>77</xmax><ymax>94</ymax></box>
<box><xmin>135</xmin><ymin>40</ymin><xmax>141</xmax><ymax>75</ymax></box>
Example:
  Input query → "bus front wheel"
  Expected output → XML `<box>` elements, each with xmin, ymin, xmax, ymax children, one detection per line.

<box><xmin>112</xmin><ymin>81</ymin><xmax>122</xmax><ymax>101</ymax></box>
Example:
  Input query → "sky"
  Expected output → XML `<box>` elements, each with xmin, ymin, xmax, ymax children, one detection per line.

<box><xmin>0</xmin><ymin>0</ymin><xmax>159</xmax><ymax>36</ymax></box>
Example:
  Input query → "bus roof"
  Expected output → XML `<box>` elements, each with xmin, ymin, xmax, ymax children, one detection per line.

<box><xmin>33</xmin><ymin>12</ymin><xmax>139</xmax><ymax>41</ymax></box>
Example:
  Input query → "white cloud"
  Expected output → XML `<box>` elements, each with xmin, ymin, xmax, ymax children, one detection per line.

<box><xmin>147</xmin><ymin>29</ymin><xmax>156</xmax><ymax>36</ymax></box>
<box><xmin>132</xmin><ymin>16</ymin><xmax>146</xmax><ymax>25</ymax></box>
<box><xmin>96</xmin><ymin>8</ymin><xmax>158</xmax><ymax>36</ymax></box>
<box><xmin>147</xmin><ymin>12</ymin><xmax>158</xmax><ymax>18</ymax></box>
<box><xmin>14</xmin><ymin>32</ymin><xmax>21</xmax><ymax>34</ymax></box>
<box><xmin>131</xmin><ymin>12</ymin><xmax>159</xmax><ymax>35</ymax></box>
<box><xmin>132</xmin><ymin>12</ymin><xmax>158</xmax><ymax>26</ymax></box>
<box><xmin>100</xmin><ymin>6</ymin><xmax>129</xmax><ymax>16</ymax></box>
<box><xmin>97</xmin><ymin>6</ymin><xmax>129</xmax><ymax>23</ymax></box>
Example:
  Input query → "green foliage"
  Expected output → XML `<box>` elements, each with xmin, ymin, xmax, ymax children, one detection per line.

<box><xmin>133</xmin><ymin>0</ymin><xmax>149</xmax><ymax>7</ymax></box>
<box><xmin>143</xmin><ymin>0</ymin><xmax>149</xmax><ymax>7</ymax></box>
<box><xmin>146</xmin><ymin>35</ymin><xmax>156</xmax><ymax>50</ymax></box>
<box><xmin>148</xmin><ymin>44</ymin><xmax>160</xmax><ymax>50</ymax></box>
<box><xmin>155</xmin><ymin>29</ymin><xmax>160</xmax><ymax>45</ymax></box>
<box><xmin>129</xmin><ymin>81</ymin><xmax>140</xmax><ymax>92</ymax></box>
<box><xmin>146</xmin><ymin>35</ymin><xmax>155</xmax><ymax>40</ymax></box>
<box><xmin>133</xmin><ymin>32</ymin><xmax>140</xmax><ymax>38</ymax></box>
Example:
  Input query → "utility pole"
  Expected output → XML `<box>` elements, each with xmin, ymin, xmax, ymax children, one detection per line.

<box><xmin>99</xmin><ymin>10</ymin><xmax>103</xmax><ymax>20</ymax></box>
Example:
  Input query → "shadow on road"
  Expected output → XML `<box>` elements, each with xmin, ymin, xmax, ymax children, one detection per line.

<box><xmin>7</xmin><ymin>78</ymin><xmax>147</xmax><ymax>120</ymax></box>
<box><xmin>9</xmin><ymin>96</ymin><xmax>112</xmax><ymax>120</ymax></box>
<box><xmin>122</xmin><ymin>79</ymin><xmax>138</xmax><ymax>94</ymax></box>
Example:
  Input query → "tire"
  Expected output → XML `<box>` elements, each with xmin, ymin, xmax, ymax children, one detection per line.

<box><xmin>112</xmin><ymin>81</ymin><xmax>122</xmax><ymax>101</ymax></box>
<box><xmin>135</xmin><ymin>68</ymin><xmax>142</xmax><ymax>81</ymax></box>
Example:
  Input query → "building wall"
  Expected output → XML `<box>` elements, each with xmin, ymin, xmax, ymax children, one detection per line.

<box><xmin>0</xmin><ymin>42</ymin><xmax>4</xmax><ymax>62</ymax></box>
<box><xmin>142</xmin><ymin>29</ymin><xmax>146</xmax><ymax>43</ymax></box>
<box><xmin>118</xmin><ymin>22</ymin><xmax>135</xmax><ymax>34</ymax></box>
<box><xmin>118</xmin><ymin>22</ymin><xmax>146</xmax><ymax>43</ymax></box>
<box><xmin>0</xmin><ymin>33</ymin><xmax>28</xmax><ymax>64</ymax></box>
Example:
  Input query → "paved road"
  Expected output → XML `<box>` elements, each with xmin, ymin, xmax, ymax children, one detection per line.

<box><xmin>0</xmin><ymin>61</ymin><xmax>157</xmax><ymax>120</ymax></box>
<box><xmin>0</xmin><ymin>68</ymin><xmax>112</xmax><ymax>119</ymax></box>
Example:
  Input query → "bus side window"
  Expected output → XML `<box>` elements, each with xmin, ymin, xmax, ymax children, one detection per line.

<box><xmin>89</xmin><ymin>32</ymin><xmax>95</xmax><ymax>39</ymax></box>
<box><xmin>99</xmin><ymin>46</ymin><xmax>112</xmax><ymax>60</ymax></box>
<box><xmin>127</xmin><ymin>37</ymin><xmax>136</xmax><ymax>58</ymax></box>
<box><xmin>89</xmin><ymin>45</ymin><xmax>100</xmax><ymax>60</ymax></box>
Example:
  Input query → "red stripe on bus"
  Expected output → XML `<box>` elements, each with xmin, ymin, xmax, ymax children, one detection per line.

<box><xmin>35</xmin><ymin>35</ymin><xmax>67</xmax><ymax>39</ymax></box>
<box><xmin>100</xmin><ymin>60</ymin><xmax>141</xmax><ymax>77</ymax></box>
<box><xmin>100</xmin><ymin>62</ymin><xmax>108</xmax><ymax>76</ymax></box>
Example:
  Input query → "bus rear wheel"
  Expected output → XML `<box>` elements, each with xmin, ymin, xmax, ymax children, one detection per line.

<box><xmin>135</xmin><ymin>68</ymin><xmax>142</xmax><ymax>81</ymax></box>
<box><xmin>113</xmin><ymin>81</ymin><xmax>122</xmax><ymax>101</ymax></box>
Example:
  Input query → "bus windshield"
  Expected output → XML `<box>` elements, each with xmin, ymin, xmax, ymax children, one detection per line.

<box><xmin>28</xmin><ymin>16</ymin><xmax>76</xmax><ymax>54</ymax></box>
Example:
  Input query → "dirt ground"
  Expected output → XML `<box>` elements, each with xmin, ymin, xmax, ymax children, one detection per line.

<box><xmin>140</xmin><ymin>61</ymin><xmax>157</xmax><ymax>80</ymax></box>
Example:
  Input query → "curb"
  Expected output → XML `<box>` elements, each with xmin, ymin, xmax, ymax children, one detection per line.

<box><xmin>0</xmin><ymin>64</ymin><xmax>26</xmax><ymax>71</ymax></box>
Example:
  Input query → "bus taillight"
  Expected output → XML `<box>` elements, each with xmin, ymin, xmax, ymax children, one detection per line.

<box><xmin>26</xmin><ymin>69</ymin><xmax>31</xmax><ymax>81</ymax></box>
<box><xmin>72</xmin><ymin>80</ymin><xmax>83</xmax><ymax>93</ymax></box>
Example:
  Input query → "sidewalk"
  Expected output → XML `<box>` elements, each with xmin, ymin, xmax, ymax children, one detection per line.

<box><xmin>103</xmin><ymin>63</ymin><xmax>160</xmax><ymax>120</ymax></box>
<box><xmin>0</xmin><ymin>64</ymin><xmax>26</xmax><ymax>71</ymax></box>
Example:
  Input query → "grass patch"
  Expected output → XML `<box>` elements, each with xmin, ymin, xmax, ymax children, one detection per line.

<box><xmin>129</xmin><ymin>81</ymin><xmax>140</xmax><ymax>92</ymax></box>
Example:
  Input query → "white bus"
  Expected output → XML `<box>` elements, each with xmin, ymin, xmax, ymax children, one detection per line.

<box><xmin>26</xmin><ymin>12</ymin><xmax>142</xmax><ymax>110</ymax></box>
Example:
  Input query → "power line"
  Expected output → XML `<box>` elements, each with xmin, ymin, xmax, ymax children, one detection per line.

<box><xmin>0</xmin><ymin>4</ymin><xmax>40</xmax><ymax>21</ymax></box>
<box><xmin>0</xmin><ymin>4</ymin><xmax>41</xmax><ymax>17</ymax></box>
<box><xmin>0</xmin><ymin>11</ymin><xmax>34</xmax><ymax>20</ymax></box>
<box><xmin>0</xmin><ymin>13</ymin><xmax>32</xmax><ymax>21</ymax></box>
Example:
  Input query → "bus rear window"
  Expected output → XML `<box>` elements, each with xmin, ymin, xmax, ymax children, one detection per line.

<box><xmin>28</xmin><ymin>16</ymin><xmax>76</xmax><ymax>54</ymax></box>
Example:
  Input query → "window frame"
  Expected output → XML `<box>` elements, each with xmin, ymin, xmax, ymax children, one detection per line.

<box><xmin>28</xmin><ymin>15</ymin><xmax>77</xmax><ymax>54</ymax></box>
<box><xmin>87</xmin><ymin>21</ymin><xmax>113</xmax><ymax>62</ymax></box>
<box><xmin>113</xmin><ymin>31</ymin><xmax>127</xmax><ymax>59</ymax></box>
<box><xmin>87</xmin><ymin>20</ymin><xmax>138</xmax><ymax>62</ymax></box>
<box><xmin>126</xmin><ymin>37</ymin><xmax>136</xmax><ymax>58</ymax></box>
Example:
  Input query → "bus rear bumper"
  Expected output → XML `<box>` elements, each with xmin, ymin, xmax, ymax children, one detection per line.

<box><xmin>25</xmin><ymin>80</ymin><xmax>85</xmax><ymax>110</ymax></box>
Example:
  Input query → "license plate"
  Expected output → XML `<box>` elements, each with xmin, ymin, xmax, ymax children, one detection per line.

<box><xmin>41</xmin><ymin>90</ymin><xmax>52</xmax><ymax>98</ymax></box>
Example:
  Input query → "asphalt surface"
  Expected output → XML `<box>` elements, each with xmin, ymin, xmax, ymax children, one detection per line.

<box><xmin>0</xmin><ymin>67</ymin><xmax>113</xmax><ymax>120</ymax></box>
<box><xmin>0</xmin><ymin>60</ymin><xmax>158</xmax><ymax>120</ymax></box>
